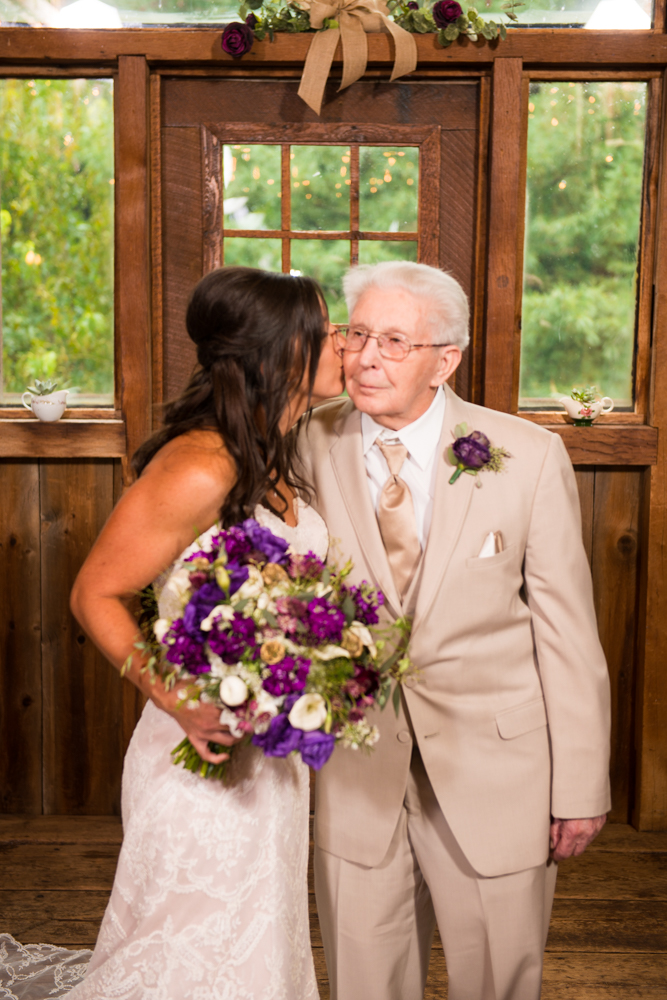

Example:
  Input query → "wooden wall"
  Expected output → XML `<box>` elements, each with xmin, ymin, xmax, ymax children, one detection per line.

<box><xmin>0</xmin><ymin>459</ymin><xmax>142</xmax><ymax>815</ymax></box>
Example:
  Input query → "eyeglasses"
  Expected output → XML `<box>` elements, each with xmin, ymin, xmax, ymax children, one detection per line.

<box><xmin>333</xmin><ymin>325</ymin><xmax>447</xmax><ymax>362</ymax></box>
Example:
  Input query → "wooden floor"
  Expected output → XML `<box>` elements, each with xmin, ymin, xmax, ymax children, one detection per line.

<box><xmin>0</xmin><ymin>817</ymin><xmax>666</xmax><ymax>998</ymax></box>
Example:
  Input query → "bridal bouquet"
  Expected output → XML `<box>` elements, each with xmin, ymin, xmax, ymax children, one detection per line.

<box><xmin>133</xmin><ymin>517</ymin><xmax>411</xmax><ymax>780</ymax></box>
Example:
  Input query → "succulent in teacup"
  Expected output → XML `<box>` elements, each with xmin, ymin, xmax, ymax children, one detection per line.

<box><xmin>26</xmin><ymin>378</ymin><xmax>59</xmax><ymax>396</ymax></box>
<box><xmin>570</xmin><ymin>386</ymin><xmax>598</xmax><ymax>405</ymax></box>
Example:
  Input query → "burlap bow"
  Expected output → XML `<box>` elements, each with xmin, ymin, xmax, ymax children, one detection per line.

<box><xmin>296</xmin><ymin>0</ymin><xmax>418</xmax><ymax>115</ymax></box>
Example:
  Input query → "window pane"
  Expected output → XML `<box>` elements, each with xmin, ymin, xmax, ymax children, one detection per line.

<box><xmin>291</xmin><ymin>240</ymin><xmax>349</xmax><ymax>323</ymax></box>
<box><xmin>1</xmin><ymin>79</ymin><xmax>114</xmax><ymax>406</ymax></box>
<box><xmin>0</xmin><ymin>0</ymin><xmax>237</xmax><ymax>27</ymax></box>
<box><xmin>291</xmin><ymin>146</ymin><xmax>350</xmax><ymax>233</ymax></box>
<box><xmin>223</xmin><ymin>237</ymin><xmax>282</xmax><ymax>271</ymax></box>
<box><xmin>224</xmin><ymin>145</ymin><xmax>281</xmax><ymax>232</ymax></box>
<box><xmin>359</xmin><ymin>147</ymin><xmax>418</xmax><ymax>233</ymax></box>
<box><xmin>357</xmin><ymin>241</ymin><xmax>418</xmax><ymax>265</ymax></box>
<box><xmin>477</xmin><ymin>0</ymin><xmax>651</xmax><ymax>26</ymax></box>
<box><xmin>519</xmin><ymin>81</ymin><xmax>647</xmax><ymax>409</ymax></box>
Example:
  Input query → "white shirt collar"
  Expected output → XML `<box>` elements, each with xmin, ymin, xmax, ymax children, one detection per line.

<box><xmin>361</xmin><ymin>387</ymin><xmax>446</xmax><ymax>471</ymax></box>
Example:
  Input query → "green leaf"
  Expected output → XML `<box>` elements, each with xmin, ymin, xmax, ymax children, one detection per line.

<box><xmin>444</xmin><ymin>23</ymin><xmax>460</xmax><ymax>39</ymax></box>
<box><xmin>392</xmin><ymin>682</ymin><xmax>401</xmax><ymax>717</ymax></box>
<box><xmin>263</xmin><ymin>609</ymin><xmax>278</xmax><ymax>628</ymax></box>
<box><xmin>499</xmin><ymin>21</ymin><xmax>507</xmax><ymax>37</ymax></box>
<box><xmin>341</xmin><ymin>593</ymin><xmax>356</xmax><ymax>624</ymax></box>
<box><xmin>454</xmin><ymin>422</ymin><xmax>469</xmax><ymax>438</ymax></box>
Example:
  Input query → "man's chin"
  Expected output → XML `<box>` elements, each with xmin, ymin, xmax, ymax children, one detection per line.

<box><xmin>347</xmin><ymin>385</ymin><xmax>390</xmax><ymax>414</ymax></box>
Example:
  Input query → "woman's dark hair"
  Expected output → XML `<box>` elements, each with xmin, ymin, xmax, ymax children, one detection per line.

<box><xmin>132</xmin><ymin>266</ymin><xmax>327</xmax><ymax>527</ymax></box>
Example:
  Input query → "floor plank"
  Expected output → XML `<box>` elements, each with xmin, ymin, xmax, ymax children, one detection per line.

<box><xmin>1</xmin><ymin>818</ymin><xmax>665</xmax><ymax>1000</ymax></box>
<box><xmin>554</xmin><ymin>850</ymin><xmax>667</xmax><ymax>899</ymax></box>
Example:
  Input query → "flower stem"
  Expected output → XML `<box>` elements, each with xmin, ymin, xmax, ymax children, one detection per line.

<box><xmin>449</xmin><ymin>465</ymin><xmax>464</xmax><ymax>485</ymax></box>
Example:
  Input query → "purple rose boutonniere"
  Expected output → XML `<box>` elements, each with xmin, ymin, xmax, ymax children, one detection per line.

<box><xmin>447</xmin><ymin>422</ymin><xmax>511</xmax><ymax>486</ymax></box>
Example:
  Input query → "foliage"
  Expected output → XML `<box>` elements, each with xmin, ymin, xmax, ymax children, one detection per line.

<box><xmin>570</xmin><ymin>385</ymin><xmax>598</xmax><ymax>404</ymax></box>
<box><xmin>0</xmin><ymin>78</ymin><xmax>114</xmax><ymax>401</ymax></box>
<box><xmin>520</xmin><ymin>81</ymin><xmax>646</xmax><ymax>405</ymax></box>
<box><xmin>236</xmin><ymin>0</ymin><xmax>517</xmax><ymax>46</ymax></box>
<box><xmin>25</xmin><ymin>376</ymin><xmax>58</xmax><ymax>396</ymax></box>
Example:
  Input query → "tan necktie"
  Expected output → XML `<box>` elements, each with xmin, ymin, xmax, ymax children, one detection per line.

<box><xmin>376</xmin><ymin>439</ymin><xmax>422</xmax><ymax>599</ymax></box>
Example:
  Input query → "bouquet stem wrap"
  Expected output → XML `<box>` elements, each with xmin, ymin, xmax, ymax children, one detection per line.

<box><xmin>296</xmin><ymin>0</ymin><xmax>418</xmax><ymax>115</ymax></box>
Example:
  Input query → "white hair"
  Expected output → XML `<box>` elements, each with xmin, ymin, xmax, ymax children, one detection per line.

<box><xmin>342</xmin><ymin>261</ymin><xmax>470</xmax><ymax>351</ymax></box>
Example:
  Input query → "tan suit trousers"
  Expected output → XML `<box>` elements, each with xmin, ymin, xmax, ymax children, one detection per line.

<box><xmin>314</xmin><ymin>749</ymin><xmax>558</xmax><ymax>1000</ymax></box>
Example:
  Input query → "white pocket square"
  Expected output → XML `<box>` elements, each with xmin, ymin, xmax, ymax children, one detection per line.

<box><xmin>478</xmin><ymin>531</ymin><xmax>504</xmax><ymax>558</ymax></box>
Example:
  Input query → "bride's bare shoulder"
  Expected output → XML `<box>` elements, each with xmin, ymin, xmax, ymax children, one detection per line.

<box><xmin>141</xmin><ymin>429</ymin><xmax>236</xmax><ymax>501</ymax></box>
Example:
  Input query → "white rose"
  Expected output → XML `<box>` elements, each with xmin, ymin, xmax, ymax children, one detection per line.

<box><xmin>153</xmin><ymin>618</ymin><xmax>171</xmax><ymax>644</ymax></box>
<box><xmin>219</xmin><ymin>706</ymin><xmax>244</xmax><ymax>739</ymax></box>
<box><xmin>220</xmin><ymin>675</ymin><xmax>249</xmax><ymax>707</ymax></box>
<box><xmin>160</xmin><ymin>566</ymin><xmax>192</xmax><ymax>611</ymax></box>
<box><xmin>200</xmin><ymin>606</ymin><xmax>235</xmax><ymax>631</ymax></box>
<box><xmin>235</xmin><ymin>565</ymin><xmax>264</xmax><ymax>601</ymax></box>
<box><xmin>349</xmin><ymin>621</ymin><xmax>377</xmax><ymax>659</ymax></box>
<box><xmin>288</xmin><ymin>693</ymin><xmax>328</xmax><ymax>732</ymax></box>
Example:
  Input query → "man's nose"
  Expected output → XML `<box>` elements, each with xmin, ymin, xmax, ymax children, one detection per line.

<box><xmin>357</xmin><ymin>335</ymin><xmax>381</xmax><ymax>366</ymax></box>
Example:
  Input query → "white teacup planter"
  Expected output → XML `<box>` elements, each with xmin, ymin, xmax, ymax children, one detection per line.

<box><xmin>559</xmin><ymin>394</ymin><xmax>614</xmax><ymax>426</ymax></box>
<box><xmin>22</xmin><ymin>388</ymin><xmax>69</xmax><ymax>422</ymax></box>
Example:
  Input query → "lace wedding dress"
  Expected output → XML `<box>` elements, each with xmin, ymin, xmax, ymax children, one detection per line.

<box><xmin>1</xmin><ymin>501</ymin><xmax>328</xmax><ymax>1000</ymax></box>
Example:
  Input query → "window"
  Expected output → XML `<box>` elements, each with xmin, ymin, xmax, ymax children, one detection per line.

<box><xmin>0</xmin><ymin>77</ymin><xmax>114</xmax><ymax>406</ymax></box>
<box><xmin>481</xmin><ymin>0</ymin><xmax>651</xmax><ymax>27</ymax></box>
<box><xmin>519</xmin><ymin>80</ymin><xmax>647</xmax><ymax>410</ymax></box>
<box><xmin>220</xmin><ymin>141</ymin><xmax>421</xmax><ymax>321</ymax></box>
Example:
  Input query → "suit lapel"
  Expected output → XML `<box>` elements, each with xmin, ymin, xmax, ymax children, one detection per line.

<box><xmin>330</xmin><ymin>405</ymin><xmax>403</xmax><ymax>618</ymax></box>
<box><xmin>410</xmin><ymin>386</ymin><xmax>477</xmax><ymax>634</ymax></box>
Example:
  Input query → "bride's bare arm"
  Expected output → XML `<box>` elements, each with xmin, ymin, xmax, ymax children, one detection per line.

<box><xmin>71</xmin><ymin>431</ymin><xmax>240</xmax><ymax>763</ymax></box>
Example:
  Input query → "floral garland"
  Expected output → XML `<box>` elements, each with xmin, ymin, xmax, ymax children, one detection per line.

<box><xmin>221</xmin><ymin>0</ymin><xmax>524</xmax><ymax>57</ymax></box>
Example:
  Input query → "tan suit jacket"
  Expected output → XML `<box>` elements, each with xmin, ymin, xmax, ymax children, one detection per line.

<box><xmin>299</xmin><ymin>386</ymin><xmax>611</xmax><ymax>879</ymax></box>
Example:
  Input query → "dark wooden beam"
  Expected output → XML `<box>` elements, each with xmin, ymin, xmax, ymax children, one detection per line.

<box><xmin>0</xmin><ymin>421</ymin><xmax>126</xmax><ymax>458</ymax></box>
<box><xmin>548</xmin><ymin>426</ymin><xmax>659</xmax><ymax>466</ymax></box>
<box><xmin>2</xmin><ymin>29</ymin><xmax>667</xmax><ymax>68</ymax></box>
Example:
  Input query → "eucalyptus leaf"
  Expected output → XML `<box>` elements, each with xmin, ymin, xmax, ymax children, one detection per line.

<box><xmin>392</xmin><ymin>682</ymin><xmax>401</xmax><ymax>716</ymax></box>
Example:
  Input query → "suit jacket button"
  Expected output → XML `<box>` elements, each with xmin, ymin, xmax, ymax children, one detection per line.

<box><xmin>404</xmin><ymin>676</ymin><xmax>418</xmax><ymax>689</ymax></box>
<box><xmin>397</xmin><ymin>730</ymin><xmax>411</xmax><ymax>744</ymax></box>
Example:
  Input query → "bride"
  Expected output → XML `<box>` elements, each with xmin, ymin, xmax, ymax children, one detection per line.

<box><xmin>68</xmin><ymin>266</ymin><xmax>344</xmax><ymax>999</ymax></box>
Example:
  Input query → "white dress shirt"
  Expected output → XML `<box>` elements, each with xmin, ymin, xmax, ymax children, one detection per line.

<box><xmin>361</xmin><ymin>387</ymin><xmax>446</xmax><ymax>550</ymax></box>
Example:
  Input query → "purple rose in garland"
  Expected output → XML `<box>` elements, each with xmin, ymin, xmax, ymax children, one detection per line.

<box><xmin>407</xmin><ymin>1</ymin><xmax>419</xmax><ymax>7</ymax></box>
<box><xmin>432</xmin><ymin>0</ymin><xmax>463</xmax><ymax>26</ymax></box>
<box><xmin>245</xmin><ymin>12</ymin><xmax>257</xmax><ymax>27</ymax></box>
<box><xmin>221</xmin><ymin>22</ymin><xmax>255</xmax><ymax>59</ymax></box>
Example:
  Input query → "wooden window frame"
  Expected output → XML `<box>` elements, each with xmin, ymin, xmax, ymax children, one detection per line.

<box><xmin>201</xmin><ymin>123</ymin><xmax>440</xmax><ymax>275</ymax></box>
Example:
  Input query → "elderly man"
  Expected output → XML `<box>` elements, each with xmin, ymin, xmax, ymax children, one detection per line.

<box><xmin>299</xmin><ymin>261</ymin><xmax>611</xmax><ymax>1000</ymax></box>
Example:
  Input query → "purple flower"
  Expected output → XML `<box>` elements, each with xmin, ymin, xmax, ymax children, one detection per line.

<box><xmin>224</xmin><ymin>526</ymin><xmax>253</xmax><ymax>561</ymax></box>
<box><xmin>262</xmin><ymin>656</ymin><xmax>311</xmax><ymax>696</ymax></box>
<box><xmin>184</xmin><ymin>548</ymin><xmax>215</xmax><ymax>564</ymax></box>
<box><xmin>241</xmin><ymin>519</ymin><xmax>290</xmax><ymax>565</ymax></box>
<box><xmin>188</xmin><ymin>570</ymin><xmax>210</xmax><ymax>591</ymax></box>
<box><xmin>220</xmin><ymin>22</ymin><xmax>255</xmax><ymax>59</ymax></box>
<box><xmin>276</xmin><ymin>596</ymin><xmax>308</xmax><ymax>637</ymax></box>
<box><xmin>208</xmin><ymin>612</ymin><xmax>257</xmax><ymax>664</ymax></box>
<box><xmin>164</xmin><ymin>620</ymin><xmax>209</xmax><ymax>675</ymax></box>
<box><xmin>452</xmin><ymin>430</ymin><xmax>491</xmax><ymax>470</ymax></box>
<box><xmin>245</xmin><ymin>12</ymin><xmax>257</xmax><ymax>27</ymax></box>
<box><xmin>182</xmin><ymin>581</ymin><xmax>226</xmax><ymax>636</ymax></box>
<box><xmin>407</xmin><ymin>1</ymin><xmax>419</xmax><ymax>8</ymax></box>
<box><xmin>252</xmin><ymin>713</ymin><xmax>303</xmax><ymax>757</ymax></box>
<box><xmin>227</xmin><ymin>559</ymin><xmax>250</xmax><ymax>596</ymax></box>
<box><xmin>432</xmin><ymin>0</ymin><xmax>463</xmax><ymax>26</ymax></box>
<box><xmin>300</xmin><ymin>730</ymin><xmax>336</xmax><ymax>770</ymax></box>
<box><xmin>307</xmin><ymin>597</ymin><xmax>346</xmax><ymax>644</ymax></box>
<box><xmin>289</xmin><ymin>551</ymin><xmax>325</xmax><ymax>580</ymax></box>
<box><xmin>348</xmin><ymin>583</ymin><xmax>383</xmax><ymax>626</ymax></box>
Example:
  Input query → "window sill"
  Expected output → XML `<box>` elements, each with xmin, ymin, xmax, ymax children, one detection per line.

<box><xmin>0</xmin><ymin>419</ymin><xmax>126</xmax><ymax>458</ymax></box>
<box><xmin>544</xmin><ymin>423</ymin><xmax>658</xmax><ymax>465</ymax></box>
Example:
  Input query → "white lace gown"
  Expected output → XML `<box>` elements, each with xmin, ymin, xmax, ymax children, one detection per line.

<box><xmin>65</xmin><ymin>500</ymin><xmax>329</xmax><ymax>1000</ymax></box>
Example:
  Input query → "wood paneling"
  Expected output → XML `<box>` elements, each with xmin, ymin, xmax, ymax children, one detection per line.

<box><xmin>591</xmin><ymin>471</ymin><xmax>642</xmax><ymax>824</ymax></box>
<box><xmin>547</xmin><ymin>425</ymin><xmax>658</xmax><ymax>466</ymax></box>
<box><xmin>634</xmin><ymin>67</ymin><xmax>667</xmax><ymax>832</ymax></box>
<box><xmin>0</xmin><ymin>462</ymin><xmax>42</xmax><ymax>813</ymax></box>
<box><xmin>574</xmin><ymin>469</ymin><xmax>595</xmax><ymax>566</ymax></box>
<box><xmin>116</xmin><ymin>56</ymin><xmax>152</xmax><ymax>480</ymax></box>
<box><xmin>40</xmin><ymin>461</ymin><xmax>123</xmax><ymax>815</ymax></box>
<box><xmin>161</xmin><ymin>127</ymin><xmax>202</xmax><ymax>400</ymax></box>
<box><xmin>483</xmin><ymin>57</ymin><xmax>524</xmax><ymax>413</ymax></box>
<box><xmin>0</xmin><ymin>420</ymin><xmax>126</xmax><ymax>458</ymax></box>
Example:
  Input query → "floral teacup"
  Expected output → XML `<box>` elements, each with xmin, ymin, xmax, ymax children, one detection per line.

<box><xmin>559</xmin><ymin>395</ymin><xmax>614</xmax><ymax>425</ymax></box>
<box><xmin>22</xmin><ymin>389</ymin><xmax>69</xmax><ymax>422</ymax></box>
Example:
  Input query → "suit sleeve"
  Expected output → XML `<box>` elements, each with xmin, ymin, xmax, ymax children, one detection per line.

<box><xmin>524</xmin><ymin>432</ymin><xmax>612</xmax><ymax>819</ymax></box>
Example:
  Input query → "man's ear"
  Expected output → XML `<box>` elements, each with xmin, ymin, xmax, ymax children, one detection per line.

<box><xmin>431</xmin><ymin>345</ymin><xmax>462</xmax><ymax>387</ymax></box>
